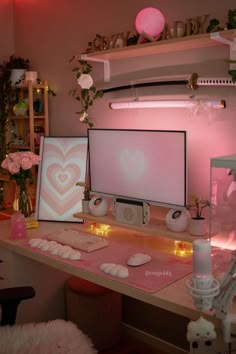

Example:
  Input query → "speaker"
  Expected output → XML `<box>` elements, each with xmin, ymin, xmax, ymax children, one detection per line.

<box><xmin>166</xmin><ymin>209</ymin><xmax>190</xmax><ymax>232</ymax></box>
<box><xmin>89</xmin><ymin>196</ymin><xmax>109</xmax><ymax>217</ymax></box>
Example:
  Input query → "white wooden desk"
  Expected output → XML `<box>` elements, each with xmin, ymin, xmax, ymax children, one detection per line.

<box><xmin>0</xmin><ymin>218</ymin><xmax>235</xmax><ymax>334</ymax></box>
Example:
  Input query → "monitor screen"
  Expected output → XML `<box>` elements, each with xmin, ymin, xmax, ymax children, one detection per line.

<box><xmin>88</xmin><ymin>129</ymin><xmax>187</xmax><ymax>209</ymax></box>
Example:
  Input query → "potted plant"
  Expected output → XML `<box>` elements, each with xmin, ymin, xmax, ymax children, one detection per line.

<box><xmin>187</xmin><ymin>194</ymin><xmax>211</xmax><ymax>236</ymax></box>
<box><xmin>3</xmin><ymin>55</ymin><xmax>30</xmax><ymax>85</ymax></box>
<box><xmin>0</xmin><ymin>56</ymin><xmax>30</xmax><ymax>208</ymax></box>
<box><xmin>0</xmin><ymin>57</ymin><xmax>30</xmax><ymax>163</ymax></box>
<box><xmin>2</xmin><ymin>55</ymin><xmax>30</xmax><ymax>69</ymax></box>
<box><xmin>75</xmin><ymin>181</ymin><xmax>91</xmax><ymax>213</ymax></box>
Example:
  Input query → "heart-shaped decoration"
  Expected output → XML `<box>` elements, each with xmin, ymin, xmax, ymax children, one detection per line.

<box><xmin>46</xmin><ymin>164</ymin><xmax>80</xmax><ymax>195</ymax></box>
<box><xmin>119</xmin><ymin>149</ymin><xmax>145</xmax><ymax>181</ymax></box>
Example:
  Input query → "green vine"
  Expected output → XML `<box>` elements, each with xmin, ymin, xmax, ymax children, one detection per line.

<box><xmin>69</xmin><ymin>59</ymin><xmax>103</xmax><ymax>128</ymax></box>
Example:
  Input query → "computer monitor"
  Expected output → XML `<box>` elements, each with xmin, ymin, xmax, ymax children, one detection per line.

<box><xmin>88</xmin><ymin>129</ymin><xmax>187</xmax><ymax>209</ymax></box>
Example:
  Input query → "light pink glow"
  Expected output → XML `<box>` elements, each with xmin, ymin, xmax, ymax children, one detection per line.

<box><xmin>135</xmin><ymin>7</ymin><xmax>165</xmax><ymax>37</ymax></box>
<box><xmin>89</xmin><ymin>129</ymin><xmax>186</xmax><ymax>208</ymax></box>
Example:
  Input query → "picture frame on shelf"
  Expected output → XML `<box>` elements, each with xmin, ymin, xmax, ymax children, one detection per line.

<box><xmin>35</xmin><ymin>136</ymin><xmax>88</xmax><ymax>222</ymax></box>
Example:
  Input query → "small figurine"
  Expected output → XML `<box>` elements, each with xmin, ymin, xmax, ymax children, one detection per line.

<box><xmin>186</xmin><ymin>317</ymin><xmax>216</xmax><ymax>349</ymax></box>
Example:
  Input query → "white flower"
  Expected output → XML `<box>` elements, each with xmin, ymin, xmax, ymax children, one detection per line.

<box><xmin>77</xmin><ymin>74</ymin><xmax>93</xmax><ymax>89</ymax></box>
<box><xmin>79</xmin><ymin>111</ymin><xmax>88</xmax><ymax>122</ymax></box>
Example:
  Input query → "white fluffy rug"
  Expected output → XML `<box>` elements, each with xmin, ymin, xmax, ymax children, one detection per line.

<box><xmin>0</xmin><ymin>319</ymin><xmax>97</xmax><ymax>354</ymax></box>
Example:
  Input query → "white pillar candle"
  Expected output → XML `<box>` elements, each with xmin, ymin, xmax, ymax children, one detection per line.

<box><xmin>25</xmin><ymin>71</ymin><xmax>38</xmax><ymax>83</ymax></box>
<box><xmin>193</xmin><ymin>239</ymin><xmax>212</xmax><ymax>278</ymax></box>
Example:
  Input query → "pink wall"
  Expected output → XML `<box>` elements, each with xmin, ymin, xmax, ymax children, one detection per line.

<box><xmin>3</xmin><ymin>0</ymin><xmax>236</xmax><ymax>200</ymax></box>
<box><xmin>0</xmin><ymin>0</ymin><xmax>14</xmax><ymax>58</ymax></box>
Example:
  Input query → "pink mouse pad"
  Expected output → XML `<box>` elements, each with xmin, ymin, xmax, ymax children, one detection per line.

<box><xmin>18</xmin><ymin>237</ymin><xmax>233</xmax><ymax>293</ymax></box>
<box><xmin>18</xmin><ymin>234</ymin><xmax>193</xmax><ymax>293</ymax></box>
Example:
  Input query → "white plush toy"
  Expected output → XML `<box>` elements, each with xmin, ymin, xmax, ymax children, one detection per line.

<box><xmin>186</xmin><ymin>317</ymin><xmax>216</xmax><ymax>349</ymax></box>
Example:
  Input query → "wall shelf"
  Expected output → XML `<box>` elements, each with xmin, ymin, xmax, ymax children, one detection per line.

<box><xmin>83</xmin><ymin>29</ymin><xmax>236</xmax><ymax>61</ymax></box>
<box><xmin>7</xmin><ymin>80</ymin><xmax>49</xmax><ymax>154</ymax></box>
<box><xmin>82</xmin><ymin>29</ymin><xmax>236</xmax><ymax>82</ymax></box>
<box><xmin>73</xmin><ymin>212</ymin><xmax>208</xmax><ymax>243</ymax></box>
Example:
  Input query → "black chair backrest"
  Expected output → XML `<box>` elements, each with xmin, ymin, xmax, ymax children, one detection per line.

<box><xmin>0</xmin><ymin>286</ymin><xmax>35</xmax><ymax>326</ymax></box>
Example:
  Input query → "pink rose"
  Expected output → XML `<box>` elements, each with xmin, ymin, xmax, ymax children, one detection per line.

<box><xmin>21</xmin><ymin>157</ymin><xmax>33</xmax><ymax>170</ymax></box>
<box><xmin>23</xmin><ymin>151</ymin><xmax>40</xmax><ymax>165</ymax></box>
<box><xmin>1</xmin><ymin>158</ymin><xmax>11</xmax><ymax>169</ymax></box>
<box><xmin>79</xmin><ymin>111</ymin><xmax>88</xmax><ymax>122</ymax></box>
<box><xmin>8</xmin><ymin>161</ymin><xmax>20</xmax><ymax>174</ymax></box>
<box><xmin>29</xmin><ymin>153</ymin><xmax>41</xmax><ymax>164</ymax></box>
<box><xmin>9</xmin><ymin>152</ymin><xmax>20</xmax><ymax>163</ymax></box>
<box><xmin>1</xmin><ymin>151</ymin><xmax>40</xmax><ymax>175</ymax></box>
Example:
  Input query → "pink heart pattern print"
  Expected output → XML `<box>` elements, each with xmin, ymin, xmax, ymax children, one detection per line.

<box><xmin>37</xmin><ymin>137</ymin><xmax>88</xmax><ymax>221</ymax></box>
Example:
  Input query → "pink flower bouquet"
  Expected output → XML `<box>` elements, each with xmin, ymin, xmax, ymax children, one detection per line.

<box><xmin>1</xmin><ymin>151</ymin><xmax>41</xmax><ymax>187</ymax></box>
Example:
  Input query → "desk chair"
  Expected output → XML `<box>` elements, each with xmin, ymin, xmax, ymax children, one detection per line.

<box><xmin>0</xmin><ymin>286</ymin><xmax>97</xmax><ymax>354</ymax></box>
<box><xmin>0</xmin><ymin>286</ymin><xmax>35</xmax><ymax>326</ymax></box>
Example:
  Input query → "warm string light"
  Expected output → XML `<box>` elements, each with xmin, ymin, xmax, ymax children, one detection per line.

<box><xmin>89</xmin><ymin>222</ymin><xmax>110</xmax><ymax>236</ymax></box>
<box><xmin>174</xmin><ymin>240</ymin><xmax>192</xmax><ymax>256</ymax></box>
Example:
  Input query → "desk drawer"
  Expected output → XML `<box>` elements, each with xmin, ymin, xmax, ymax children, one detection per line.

<box><xmin>0</xmin><ymin>261</ymin><xmax>13</xmax><ymax>279</ymax></box>
<box><xmin>0</xmin><ymin>248</ymin><xmax>14</xmax><ymax>263</ymax></box>
<box><xmin>0</xmin><ymin>249</ymin><xmax>14</xmax><ymax>286</ymax></box>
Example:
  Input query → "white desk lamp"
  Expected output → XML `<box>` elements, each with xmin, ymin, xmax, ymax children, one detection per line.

<box><xmin>186</xmin><ymin>240</ymin><xmax>220</xmax><ymax>311</ymax></box>
<box><xmin>187</xmin><ymin>241</ymin><xmax>236</xmax><ymax>348</ymax></box>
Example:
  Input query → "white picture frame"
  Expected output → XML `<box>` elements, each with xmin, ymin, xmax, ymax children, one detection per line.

<box><xmin>35</xmin><ymin>136</ymin><xmax>88</xmax><ymax>222</ymax></box>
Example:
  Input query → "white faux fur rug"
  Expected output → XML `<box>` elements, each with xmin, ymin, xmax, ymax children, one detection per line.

<box><xmin>0</xmin><ymin>319</ymin><xmax>97</xmax><ymax>354</ymax></box>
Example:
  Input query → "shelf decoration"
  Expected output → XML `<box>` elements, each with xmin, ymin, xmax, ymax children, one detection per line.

<box><xmin>135</xmin><ymin>7</ymin><xmax>165</xmax><ymax>44</ymax></box>
<box><xmin>187</xmin><ymin>194</ymin><xmax>211</xmax><ymax>236</ymax></box>
<box><xmin>13</xmin><ymin>99</ymin><xmax>28</xmax><ymax>116</ymax></box>
<box><xmin>84</xmin><ymin>8</ymin><xmax>236</xmax><ymax>54</ymax></box>
<box><xmin>135</xmin><ymin>8</ymin><xmax>165</xmax><ymax>37</ymax></box>
<box><xmin>69</xmin><ymin>59</ymin><xmax>103</xmax><ymax>128</ymax></box>
<box><xmin>76</xmin><ymin>181</ymin><xmax>90</xmax><ymax>213</ymax></box>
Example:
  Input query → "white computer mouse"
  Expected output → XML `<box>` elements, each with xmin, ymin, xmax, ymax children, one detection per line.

<box><xmin>127</xmin><ymin>253</ymin><xmax>152</xmax><ymax>267</ymax></box>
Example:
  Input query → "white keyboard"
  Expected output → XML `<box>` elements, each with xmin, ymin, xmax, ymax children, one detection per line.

<box><xmin>48</xmin><ymin>229</ymin><xmax>109</xmax><ymax>253</ymax></box>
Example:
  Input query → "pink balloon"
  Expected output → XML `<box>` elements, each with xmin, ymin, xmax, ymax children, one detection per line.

<box><xmin>135</xmin><ymin>7</ymin><xmax>165</xmax><ymax>37</ymax></box>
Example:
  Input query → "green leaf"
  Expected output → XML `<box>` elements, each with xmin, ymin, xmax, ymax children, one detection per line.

<box><xmin>78</xmin><ymin>60</ymin><xmax>87</xmax><ymax>65</ymax></box>
<box><xmin>225</xmin><ymin>59</ymin><xmax>236</xmax><ymax>63</ymax></box>
<box><xmin>69</xmin><ymin>56</ymin><xmax>104</xmax><ymax>126</ymax></box>
<box><xmin>81</xmin><ymin>89</ymin><xmax>88</xmax><ymax>100</ymax></box>
<box><xmin>97</xmin><ymin>90</ymin><xmax>104</xmax><ymax>97</ymax></box>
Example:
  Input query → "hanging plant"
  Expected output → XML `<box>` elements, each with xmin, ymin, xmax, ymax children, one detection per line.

<box><xmin>69</xmin><ymin>58</ymin><xmax>103</xmax><ymax>128</ymax></box>
<box><xmin>1</xmin><ymin>55</ymin><xmax>30</xmax><ymax>70</ymax></box>
<box><xmin>0</xmin><ymin>57</ymin><xmax>29</xmax><ymax>165</ymax></box>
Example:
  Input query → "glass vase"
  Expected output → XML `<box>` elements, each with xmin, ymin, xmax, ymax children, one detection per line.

<box><xmin>14</xmin><ymin>182</ymin><xmax>32</xmax><ymax>218</ymax></box>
